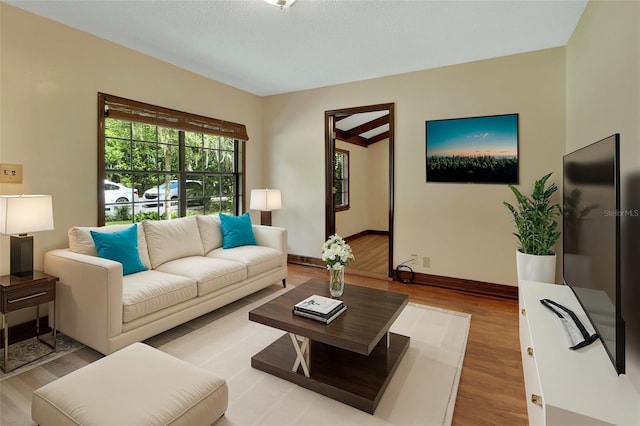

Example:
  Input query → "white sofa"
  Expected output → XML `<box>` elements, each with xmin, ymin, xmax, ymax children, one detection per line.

<box><xmin>44</xmin><ymin>215</ymin><xmax>287</xmax><ymax>355</ymax></box>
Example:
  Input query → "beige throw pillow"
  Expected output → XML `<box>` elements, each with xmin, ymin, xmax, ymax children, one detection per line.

<box><xmin>143</xmin><ymin>216</ymin><xmax>204</xmax><ymax>269</ymax></box>
<box><xmin>196</xmin><ymin>215</ymin><xmax>223</xmax><ymax>254</ymax></box>
<box><xmin>68</xmin><ymin>224</ymin><xmax>152</xmax><ymax>270</ymax></box>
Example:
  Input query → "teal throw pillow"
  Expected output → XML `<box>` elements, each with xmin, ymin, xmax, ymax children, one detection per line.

<box><xmin>90</xmin><ymin>224</ymin><xmax>147</xmax><ymax>275</ymax></box>
<box><xmin>219</xmin><ymin>212</ymin><xmax>257</xmax><ymax>249</ymax></box>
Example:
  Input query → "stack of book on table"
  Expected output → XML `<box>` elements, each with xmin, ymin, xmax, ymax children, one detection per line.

<box><xmin>293</xmin><ymin>294</ymin><xmax>347</xmax><ymax>324</ymax></box>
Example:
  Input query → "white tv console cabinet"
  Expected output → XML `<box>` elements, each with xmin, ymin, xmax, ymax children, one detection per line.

<box><xmin>519</xmin><ymin>280</ymin><xmax>640</xmax><ymax>425</ymax></box>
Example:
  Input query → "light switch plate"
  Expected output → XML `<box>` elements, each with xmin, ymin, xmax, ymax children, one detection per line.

<box><xmin>0</xmin><ymin>163</ymin><xmax>23</xmax><ymax>183</ymax></box>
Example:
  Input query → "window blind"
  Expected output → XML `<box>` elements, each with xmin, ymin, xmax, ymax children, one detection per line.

<box><xmin>100</xmin><ymin>93</ymin><xmax>249</xmax><ymax>141</ymax></box>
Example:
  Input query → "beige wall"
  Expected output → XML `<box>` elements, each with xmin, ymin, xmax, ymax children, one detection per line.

<box><xmin>1</xmin><ymin>5</ymin><xmax>566</xmax><ymax>301</ymax></box>
<box><xmin>264</xmin><ymin>48</ymin><xmax>566</xmax><ymax>286</ymax></box>
<box><xmin>566</xmin><ymin>0</ymin><xmax>640</xmax><ymax>393</ymax></box>
<box><xmin>0</xmin><ymin>4</ymin><xmax>264</xmax><ymax>276</ymax></box>
<box><xmin>366</xmin><ymin>138</ymin><xmax>389</xmax><ymax>232</ymax></box>
<box><xmin>0</xmin><ymin>6</ymin><xmax>565</xmax><ymax>290</ymax></box>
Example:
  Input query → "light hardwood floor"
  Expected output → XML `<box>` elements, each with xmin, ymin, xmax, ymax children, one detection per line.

<box><xmin>347</xmin><ymin>234</ymin><xmax>389</xmax><ymax>276</ymax></box>
<box><xmin>0</xmin><ymin>263</ymin><xmax>528</xmax><ymax>425</ymax></box>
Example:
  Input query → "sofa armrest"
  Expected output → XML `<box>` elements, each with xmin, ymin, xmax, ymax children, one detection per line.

<box><xmin>252</xmin><ymin>225</ymin><xmax>287</xmax><ymax>254</ymax></box>
<box><xmin>44</xmin><ymin>249</ymin><xmax>124</xmax><ymax>354</ymax></box>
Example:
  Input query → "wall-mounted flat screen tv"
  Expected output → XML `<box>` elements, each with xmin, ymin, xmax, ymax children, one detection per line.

<box><xmin>425</xmin><ymin>113</ymin><xmax>519</xmax><ymax>184</ymax></box>
<box><xmin>563</xmin><ymin>133</ymin><xmax>624</xmax><ymax>374</ymax></box>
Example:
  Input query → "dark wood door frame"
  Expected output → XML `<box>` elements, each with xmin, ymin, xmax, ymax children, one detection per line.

<box><xmin>325</xmin><ymin>103</ymin><xmax>395</xmax><ymax>278</ymax></box>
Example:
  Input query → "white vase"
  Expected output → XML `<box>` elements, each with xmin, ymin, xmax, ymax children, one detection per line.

<box><xmin>516</xmin><ymin>250</ymin><xmax>556</xmax><ymax>284</ymax></box>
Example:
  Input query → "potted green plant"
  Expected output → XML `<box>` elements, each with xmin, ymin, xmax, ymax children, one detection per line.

<box><xmin>503</xmin><ymin>172</ymin><xmax>561</xmax><ymax>283</ymax></box>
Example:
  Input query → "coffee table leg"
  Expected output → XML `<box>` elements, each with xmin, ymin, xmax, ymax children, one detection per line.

<box><xmin>289</xmin><ymin>333</ymin><xmax>310</xmax><ymax>377</ymax></box>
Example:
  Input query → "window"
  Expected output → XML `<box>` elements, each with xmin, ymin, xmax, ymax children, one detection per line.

<box><xmin>98</xmin><ymin>93</ymin><xmax>248</xmax><ymax>225</ymax></box>
<box><xmin>334</xmin><ymin>149</ymin><xmax>349</xmax><ymax>211</ymax></box>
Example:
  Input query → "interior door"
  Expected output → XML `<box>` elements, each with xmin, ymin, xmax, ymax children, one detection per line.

<box><xmin>324</xmin><ymin>103</ymin><xmax>395</xmax><ymax>278</ymax></box>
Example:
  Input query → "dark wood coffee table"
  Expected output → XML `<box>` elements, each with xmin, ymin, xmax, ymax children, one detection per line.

<box><xmin>249</xmin><ymin>278</ymin><xmax>409</xmax><ymax>414</ymax></box>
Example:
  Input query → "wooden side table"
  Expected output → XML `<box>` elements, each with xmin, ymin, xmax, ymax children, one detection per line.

<box><xmin>0</xmin><ymin>271</ymin><xmax>58</xmax><ymax>373</ymax></box>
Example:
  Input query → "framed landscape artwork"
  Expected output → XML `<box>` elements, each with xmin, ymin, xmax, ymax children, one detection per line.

<box><xmin>425</xmin><ymin>113</ymin><xmax>519</xmax><ymax>184</ymax></box>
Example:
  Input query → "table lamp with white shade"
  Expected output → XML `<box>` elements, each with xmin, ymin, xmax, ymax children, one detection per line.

<box><xmin>0</xmin><ymin>195</ymin><xmax>54</xmax><ymax>277</ymax></box>
<box><xmin>249</xmin><ymin>189</ymin><xmax>281</xmax><ymax>226</ymax></box>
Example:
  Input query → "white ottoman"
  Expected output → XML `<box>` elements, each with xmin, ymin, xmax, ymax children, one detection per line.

<box><xmin>32</xmin><ymin>342</ymin><xmax>228</xmax><ymax>426</ymax></box>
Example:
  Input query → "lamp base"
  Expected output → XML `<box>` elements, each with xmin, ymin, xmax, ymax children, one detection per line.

<box><xmin>260</xmin><ymin>211</ymin><xmax>273</xmax><ymax>226</ymax></box>
<box><xmin>10</xmin><ymin>235</ymin><xmax>34</xmax><ymax>277</ymax></box>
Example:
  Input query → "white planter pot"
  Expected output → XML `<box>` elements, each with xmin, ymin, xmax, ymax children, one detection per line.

<box><xmin>516</xmin><ymin>250</ymin><xmax>556</xmax><ymax>284</ymax></box>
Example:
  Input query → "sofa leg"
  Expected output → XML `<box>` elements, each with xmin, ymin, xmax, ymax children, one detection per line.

<box><xmin>282</xmin><ymin>279</ymin><xmax>286</xmax><ymax>288</ymax></box>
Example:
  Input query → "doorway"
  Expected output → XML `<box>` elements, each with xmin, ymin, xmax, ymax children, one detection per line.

<box><xmin>325</xmin><ymin>103</ymin><xmax>394</xmax><ymax>278</ymax></box>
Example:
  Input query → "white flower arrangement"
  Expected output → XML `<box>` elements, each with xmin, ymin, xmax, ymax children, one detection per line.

<box><xmin>321</xmin><ymin>234</ymin><xmax>355</xmax><ymax>271</ymax></box>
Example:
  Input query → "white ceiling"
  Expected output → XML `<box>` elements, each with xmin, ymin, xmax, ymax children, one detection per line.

<box><xmin>336</xmin><ymin>110</ymin><xmax>389</xmax><ymax>142</ymax></box>
<box><xmin>5</xmin><ymin>0</ymin><xmax>588</xmax><ymax>96</ymax></box>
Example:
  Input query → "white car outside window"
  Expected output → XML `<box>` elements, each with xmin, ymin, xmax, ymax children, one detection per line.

<box><xmin>104</xmin><ymin>180</ymin><xmax>139</xmax><ymax>213</ymax></box>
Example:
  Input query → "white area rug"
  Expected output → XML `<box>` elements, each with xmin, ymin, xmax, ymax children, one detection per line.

<box><xmin>158</xmin><ymin>290</ymin><xmax>471</xmax><ymax>426</ymax></box>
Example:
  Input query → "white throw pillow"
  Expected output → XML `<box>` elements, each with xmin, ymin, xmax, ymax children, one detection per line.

<box><xmin>143</xmin><ymin>216</ymin><xmax>204</xmax><ymax>268</ymax></box>
<box><xmin>68</xmin><ymin>224</ymin><xmax>152</xmax><ymax>270</ymax></box>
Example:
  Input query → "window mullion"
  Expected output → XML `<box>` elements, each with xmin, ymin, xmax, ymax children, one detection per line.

<box><xmin>234</xmin><ymin>140</ymin><xmax>240</xmax><ymax>215</ymax></box>
<box><xmin>179</xmin><ymin>130</ymin><xmax>186</xmax><ymax>217</ymax></box>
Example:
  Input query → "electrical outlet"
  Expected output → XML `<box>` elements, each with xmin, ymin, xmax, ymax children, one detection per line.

<box><xmin>423</xmin><ymin>256</ymin><xmax>431</xmax><ymax>268</ymax></box>
<box><xmin>410</xmin><ymin>253</ymin><xmax>418</xmax><ymax>265</ymax></box>
<box><xmin>0</xmin><ymin>164</ymin><xmax>23</xmax><ymax>183</ymax></box>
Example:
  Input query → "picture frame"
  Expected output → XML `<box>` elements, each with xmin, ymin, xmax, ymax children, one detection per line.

<box><xmin>425</xmin><ymin>113</ymin><xmax>519</xmax><ymax>184</ymax></box>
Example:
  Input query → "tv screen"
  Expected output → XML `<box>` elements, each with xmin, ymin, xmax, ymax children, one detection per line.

<box><xmin>563</xmin><ymin>134</ymin><xmax>624</xmax><ymax>374</ymax></box>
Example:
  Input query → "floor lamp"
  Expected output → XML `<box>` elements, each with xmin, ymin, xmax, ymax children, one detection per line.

<box><xmin>0</xmin><ymin>195</ymin><xmax>55</xmax><ymax>277</ymax></box>
<box><xmin>250</xmin><ymin>189</ymin><xmax>281</xmax><ymax>226</ymax></box>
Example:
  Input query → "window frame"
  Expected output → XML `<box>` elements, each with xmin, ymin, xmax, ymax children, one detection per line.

<box><xmin>334</xmin><ymin>148</ymin><xmax>350</xmax><ymax>211</ymax></box>
<box><xmin>97</xmin><ymin>93</ymin><xmax>248</xmax><ymax>226</ymax></box>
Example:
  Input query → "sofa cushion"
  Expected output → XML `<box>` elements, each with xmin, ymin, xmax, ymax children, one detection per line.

<box><xmin>68</xmin><ymin>223</ymin><xmax>152</xmax><ymax>270</ymax></box>
<box><xmin>196</xmin><ymin>214</ymin><xmax>223</xmax><ymax>254</ymax></box>
<box><xmin>154</xmin><ymin>256</ymin><xmax>247</xmax><ymax>297</ymax></box>
<box><xmin>219</xmin><ymin>212</ymin><xmax>257</xmax><ymax>249</ymax></box>
<box><xmin>90</xmin><ymin>224</ymin><xmax>147</xmax><ymax>276</ymax></box>
<box><xmin>122</xmin><ymin>270</ymin><xmax>197</xmax><ymax>323</ymax></box>
<box><xmin>207</xmin><ymin>245</ymin><xmax>284</xmax><ymax>278</ymax></box>
<box><xmin>143</xmin><ymin>216</ymin><xmax>204</xmax><ymax>269</ymax></box>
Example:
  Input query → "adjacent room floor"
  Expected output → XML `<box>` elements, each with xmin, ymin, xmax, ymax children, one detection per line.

<box><xmin>346</xmin><ymin>234</ymin><xmax>389</xmax><ymax>276</ymax></box>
